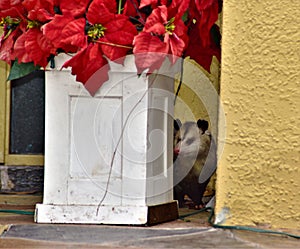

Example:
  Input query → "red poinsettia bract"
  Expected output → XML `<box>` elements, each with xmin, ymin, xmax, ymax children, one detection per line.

<box><xmin>0</xmin><ymin>0</ymin><xmax>26</xmax><ymax>19</ymax></box>
<box><xmin>49</xmin><ymin>0</ymin><xmax>138</xmax><ymax>94</ymax></box>
<box><xmin>139</xmin><ymin>0</ymin><xmax>168</xmax><ymax>9</ymax></box>
<box><xmin>0</xmin><ymin>0</ymin><xmax>26</xmax><ymax>64</ymax></box>
<box><xmin>0</xmin><ymin>0</ymin><xmax>222</xmax><ymax>94</ymax></box>
<box><xmin>0</xmin><ymin>27</ymin><xmax>22</xmax><ymax>64</ymax></box>
<box><xmin>185</xmin><ymin>23</ymin><xmax>221</xmax><ymax>72</ymax></box>
<box><xmin>189</xmin><ymin>0</ymin><xmax>219</xmax><ymax>48</ymax></box>
<box><xmin>133</xmin><ymin>5</ymin><xmax>188</xmax><ymax>74</ymax></box>
<box><xmin>9</xmin><ymin>0</ymin><xmax>60</xmax><ymax>67</ymax></box>
<box><xmin>58</xmin><ymin>0</ymin><xmax>90</xmax><ymax>18</ymax></box>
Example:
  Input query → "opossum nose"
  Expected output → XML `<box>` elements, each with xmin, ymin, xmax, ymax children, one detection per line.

<box><xmin>174</xmin><ymin>148</ymin><xmax>180</xmax><ymax>155</ymax></box>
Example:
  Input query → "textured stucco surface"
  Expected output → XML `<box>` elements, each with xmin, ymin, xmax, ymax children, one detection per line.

<box><xmin>216</xmin><ymin>0</ymin><xmax>300</xmax><ymax>228</ymax></box>
<box><xmin>174</xmin><ymin>57</ymin><xmax>220</xmax><ymax>132</ymax></box>
<box><xmin>174</xmin><ymin>58</ymin><xmax>220</xmax><ymax>193</ymax></box>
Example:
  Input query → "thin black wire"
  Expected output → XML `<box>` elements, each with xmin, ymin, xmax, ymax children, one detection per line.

<box><xmin>174</xmin><ymin>57</ymin><xmax>184</xmax><ymax>105</ymax></box>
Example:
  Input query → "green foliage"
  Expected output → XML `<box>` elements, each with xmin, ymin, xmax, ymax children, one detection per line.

<box><xmin>7</xmin><ymin>60</ymin><xmax>40</xmax><ymax>81</ymax></box>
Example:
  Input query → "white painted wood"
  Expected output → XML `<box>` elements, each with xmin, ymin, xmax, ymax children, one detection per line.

<box><xmin>36</xmin><ymin>54</ymin><xmax>179</xmax><ymax>224</ymax></box>
<box><xmin>35</xmin><ymin>204</ymin><xmax>148</xmax><ymax>224</ymax></box>
<box><xmin>42</xmin><ymin>70</ymin><xmax>74</xmax><ymax>205</ymax></box>
<box><xmin>146</xmin><ymin>74</ymin><xmax>175</xmax><ymax>206</ymax></box>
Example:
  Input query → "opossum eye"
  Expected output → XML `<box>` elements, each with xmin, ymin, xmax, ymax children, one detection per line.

<box><xmin>186</xmin><ymin>138</ymin><xmax>195</xmax><ymax>145</ymax></box>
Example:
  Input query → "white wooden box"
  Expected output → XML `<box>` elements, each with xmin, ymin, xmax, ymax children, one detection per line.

<box><xmin>35</xmin><ymin>54</ymin><xmax>179</xmax><ymax>225</ymax></box>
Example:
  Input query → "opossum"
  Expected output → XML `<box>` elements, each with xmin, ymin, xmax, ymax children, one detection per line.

<box><xmin>173</xmin><ymin>119</ymin><xmax>217</xmax><ymax>209</ymax></box>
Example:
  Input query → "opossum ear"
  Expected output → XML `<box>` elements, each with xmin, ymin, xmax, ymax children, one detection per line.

<box><xmin>197</xmin><ymin>119</ymin><xmax>209</xmax><ymax>133</ymax></box>
<box><xmin>174</xmin><ymin>119</ymin><xmax>182</xmax><ymax>131</ymax></box>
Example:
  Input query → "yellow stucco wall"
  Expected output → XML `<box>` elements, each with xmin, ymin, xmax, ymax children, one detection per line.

<box><xmin>174</xmin><ymin>57</ymin><xmax>220</xmax><ymax>132</ymax></box>
<box><xmin>174</xmin><ymin>57</ymin><xmax>221</xmax><ymax>194</ymax></box>
<box><xmin>216</xmin><ymin>0</ymin><xmax>300</xmax><ymax>228</ymax></box>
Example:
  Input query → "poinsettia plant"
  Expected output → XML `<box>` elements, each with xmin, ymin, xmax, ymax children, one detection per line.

<box><xmin>0</xmin><ymin>0</ymin><xmax>221</xmax><ymax>95</ymax></box>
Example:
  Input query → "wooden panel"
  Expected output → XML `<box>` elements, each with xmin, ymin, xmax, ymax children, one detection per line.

<box><xmin>4</xmin><ymin>155</ymin><xmax>44</xmax><ymax>166</ymax></box>
<box><xmin>68</xmin><ymin>178</ymin><xmax>121</xmax><ymax>205</ymax></box>
<box><xmin>35</xmin><ymin>204</ymin><xmax>148</xmax><ymax>224</ymax></box>
<box><xmin>146</xmin><ymin>75</ymin><xmax>174</xmax><ymax>206</ymax></box>
<box><xmin>69</xmin><ymin>97</ymin><xmax>122</xmax><ymax>178</ymax></box>
<box><xmin>0</xmin><ymin>194</ymin><xmax>42</xmax><ymax>206</ymax></box>
<box><xmin>42</xmin><ymin>70</ymin><xmax>73</xmax><ymax>204</ymax></box>
<box><xmin>147</xmin><ymin>201</ymin><xmax>178</xmax><ymax>225</ymax></box>
<box><xmin>121</xmin><ymin>73</ymin><xmax>148</xmax><ymax>206</ymax></box>
<box><xmin>0</xmin><ymin>61</ymin><xmax>7</xmax><ymax>163</ymax></box>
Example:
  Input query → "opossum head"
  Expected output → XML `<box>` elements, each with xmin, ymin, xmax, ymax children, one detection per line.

<box><xmin>173</xmin><ymin>119</ymin><xmax>217</xmax><ymax>186</ymax></box>
<box><xmin>173</xmin><ymin>119</ymin><xmax>211</xmax><ymax>161</ymax></box>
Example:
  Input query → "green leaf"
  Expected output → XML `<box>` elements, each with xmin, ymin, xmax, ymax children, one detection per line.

<box><xmin>182</xmin><ymin>11</ymin><xmax>188</xmax><ymax>23</ymax></box>
<box><xmin>7</xmin><ymin>60</ymin><xmax>41</xmax><ymax>81</ymax></box>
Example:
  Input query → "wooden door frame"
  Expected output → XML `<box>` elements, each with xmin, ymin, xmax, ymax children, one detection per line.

<box><xmin>0</xmin><ymin>61</ymin><xmax>44</xmax><ymax>166</ymax></box>
<box><xmin>0</xmin><ymin>61</ymin><xmax>7</xmax><ymax>163</ymax></box>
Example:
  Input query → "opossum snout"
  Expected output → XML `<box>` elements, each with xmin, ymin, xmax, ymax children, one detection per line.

<box><xmin>174</xmin><ymin>147</ymin><xmax>180</xmax><ymax>155</ymax></box>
